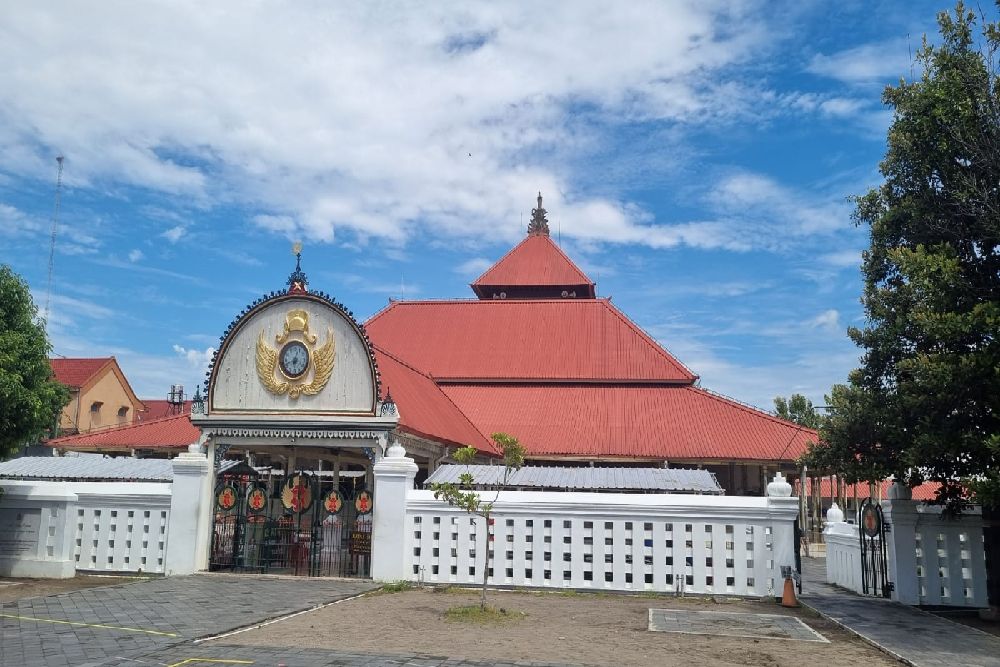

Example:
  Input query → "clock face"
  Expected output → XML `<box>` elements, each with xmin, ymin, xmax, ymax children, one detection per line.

<box><xmin>279</xmin><ymin>341</ymin><xmax>310</xmax><ymax>378</ymax></box>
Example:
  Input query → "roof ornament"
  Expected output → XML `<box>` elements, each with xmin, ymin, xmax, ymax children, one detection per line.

<box><xmin>287</xmin><ymin>240</ymin><xmax>308</xmax><ymax>294</ymax></box>
<box><xmin>527</xmin><ymin>191</ymin><xmax>550</xmax><ymax>237</ymax></box>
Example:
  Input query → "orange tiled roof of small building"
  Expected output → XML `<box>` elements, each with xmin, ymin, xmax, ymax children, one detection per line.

<box><xmin>48</xmin><ymin>413</ymin><xmax>199</xmax><ymax>450</ymax></box>
<box><xmin>50</xmin><ymin>358</ymin><xmax>112</xmax><ymax>387</ymax></box>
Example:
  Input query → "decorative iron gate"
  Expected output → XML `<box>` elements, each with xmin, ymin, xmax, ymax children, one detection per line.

<box><xmin>210</xmin><ymin>464</ymin><xmax>373</xmax><ymax>577</ymax></box>
<box><xmin>858</xmin><ymin>497</ymin><xmax>892</xmax><ymax>597</ymax></box>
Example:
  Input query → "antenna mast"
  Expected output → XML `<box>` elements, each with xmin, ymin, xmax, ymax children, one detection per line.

<box><xmin>44</xmin><ymin>156</ymin><xmax>65</xmax><ymax>325</ymax></box>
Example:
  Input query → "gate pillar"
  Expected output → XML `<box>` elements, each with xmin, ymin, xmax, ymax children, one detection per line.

<box><xmin>166</xmin><ymin>446</ymin><xmax>212</xmax><ymax>575</ymax></box>
<box><xmin>766</xmin><ymin>472</ymin><xmax>799</xmax><ymax>596</ymax></box>
<box><xmin>371</xmin><ymin>441</ymin><xmax>417</xmax><ymax>582</ymax></box>
<box><xmin>883</xmin><ymin>486</ymin><xmax>919</xmax><ymax>605</ymax></box>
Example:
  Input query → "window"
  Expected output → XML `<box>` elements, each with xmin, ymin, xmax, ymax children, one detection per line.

<box><xmin>117</xmin><ymin>406</ymin><xmax>129</xmax><ymax>424</ymax></box>
<box><xmin>90</xmin><ymin>401</ymin><xmax>103</xmax><ymax>413</ymax></box>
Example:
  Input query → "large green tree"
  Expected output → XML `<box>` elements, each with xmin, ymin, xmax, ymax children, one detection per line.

<box><xmin>820</xmin><ymin>2</ymin><xmax>1000</xmax><ymax>510</ymax></box>
<box><xmin>0</xmin><ymin>265</ymin><xmax>69</xmax><ymax>460</ymax></box>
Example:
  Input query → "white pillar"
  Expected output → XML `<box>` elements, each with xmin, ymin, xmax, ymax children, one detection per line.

<box><xmin>766</xmin><ymin>472</ymin><xmax>799</xmax><ymax>596</ymax></box>
<box><xmin>165</xmin><ymin>446</ymin><xmax>211</xmax><ymax>575</ymax></box>
<box><xmin>371</xmin><ymin>441</ymin><xmax>417</xmax><ymax>582</ymax></box>
<box><xmin>883</xmin><ymin>484</ymin><xmax>920</xmax><ymax>605</ymax></box>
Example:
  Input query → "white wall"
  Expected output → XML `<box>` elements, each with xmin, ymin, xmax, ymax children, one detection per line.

<box><xmin>373</xmin><ymin>446</ymin><xmax>800</xmax><ymax>596</ymax></box>
<box><xmin>824</xmin><ymin>493</ymin><xmax>989</xmax><ymax>608</ymax></box>
<box><xmin>0</xmin><ymin>450</ymin><xmax>211</xmax><ymax>578</ymax></box>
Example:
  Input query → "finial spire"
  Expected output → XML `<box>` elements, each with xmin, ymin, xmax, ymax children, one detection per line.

<box><xmin>287</xmin><ymin>240</ymin><xmax>308</xmax><ymax>293</ymax></box>
<box><xmin>527</xmin><ymin>191</ymin><xmax>550</xmax><ymax>236</ymax></box>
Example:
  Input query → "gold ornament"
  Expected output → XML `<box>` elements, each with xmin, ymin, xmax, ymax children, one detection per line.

<box><xmin>256</xmin><ymin>309</ymin><xmax>335</xmax><ymax>399</ymax></box>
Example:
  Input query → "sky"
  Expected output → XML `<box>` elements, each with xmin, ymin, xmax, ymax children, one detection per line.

<box><xmin>0</xmin><ymin>0</ymin><xmax>967</xmax><ymax>411</ymax></box>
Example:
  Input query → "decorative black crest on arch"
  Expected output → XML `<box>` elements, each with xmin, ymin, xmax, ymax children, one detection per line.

<box><xmin>203</xmin><ymin>254</ymin><xmax>382</xmax><ymax>410</ymax></box>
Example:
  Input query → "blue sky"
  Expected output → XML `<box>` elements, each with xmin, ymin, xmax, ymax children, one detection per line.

<box><xmin>0</xmin><ymin>1</ymin><xmax>962</xmax><ymax>410</ymax></box>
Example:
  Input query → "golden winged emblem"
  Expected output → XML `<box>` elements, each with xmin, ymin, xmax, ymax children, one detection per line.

<box><xmin>256</xmin><ymin>309</ymin><xmax>335</xmax><ymax>399</ymax></box>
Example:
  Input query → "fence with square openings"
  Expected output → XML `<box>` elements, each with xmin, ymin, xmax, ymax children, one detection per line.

<box><xmin>404</xmin><ymin>490</ymin><xmax>797</xmax><ymax>596</ymax></box>
<box><xmin>71</xmin><ymin>484</ymin><xmax>171</xmax><ymax>575</ymax></box>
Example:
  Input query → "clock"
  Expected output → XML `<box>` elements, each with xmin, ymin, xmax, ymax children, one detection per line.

<box><xmin>278</xmin><ymin>340</ymin><xmax>310</xmax><ymax>379</ymax></box>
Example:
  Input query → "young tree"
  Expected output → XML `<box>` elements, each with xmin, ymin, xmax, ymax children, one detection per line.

<box><xmin>821</xmin><ymin>2</ymin><xmax>1000</xmax><ymax>510</ymax></box>
<box><xmin>430</xmin><ymin>432</ymin><xmax>525</xmax><ymax>610</ymax></box>
<box><xmin>0</xmin><ymin>265</ymin><xmax>69</xmax><ymax>460</ymax></box>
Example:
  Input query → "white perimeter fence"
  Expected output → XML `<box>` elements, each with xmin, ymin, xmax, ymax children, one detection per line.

<box><xmin>825</xmin><ymin>488</ymin><xmax>989</xmax><ymax>607</ymax></box>
<box><xmin>0</xmin><ymin>450</ymin><xmax>211</xmax><ymax>578</ymax></box>
<box><xmin>371</xmin><ymin>444</ymin><xmax>800</xmax><ymax>596</ymax></box>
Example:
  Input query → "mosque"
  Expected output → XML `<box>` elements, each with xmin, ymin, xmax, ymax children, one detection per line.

<box><xmin>49</xmin><ymin>194</ymin><xmax>817</xmax><ymax>499</ymax></box>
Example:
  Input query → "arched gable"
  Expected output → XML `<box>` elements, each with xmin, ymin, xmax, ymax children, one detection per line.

<box><xmin>207</xmin><ymin>292</ymin><xmax>380</xmax><ymax>415</ymax></box>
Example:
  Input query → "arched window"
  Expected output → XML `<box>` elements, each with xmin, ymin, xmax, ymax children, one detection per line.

<box><xmin>117</xmin><ymin>406</ymin><xmax>129</xmax><ymax>424</ymax></box>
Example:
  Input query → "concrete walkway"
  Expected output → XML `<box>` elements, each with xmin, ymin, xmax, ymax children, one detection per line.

<box><xmin>801</xmin><ymin>557</ymin><xmax>1000</xmax><ymax>667</ymax></box>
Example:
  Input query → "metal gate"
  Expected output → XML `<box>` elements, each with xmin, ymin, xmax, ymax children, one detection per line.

<box><xmin>209</xmin><ymin>464</ymin><xmax>373</xmax><ymax>577</ymax></box>
<box><xmin>858</xmin><ymin>497</ymin><xmax>892</xmax><ymax>597</ymax></box>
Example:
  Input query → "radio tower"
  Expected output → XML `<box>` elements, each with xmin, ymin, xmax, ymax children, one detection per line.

<box><xmin>44</xmin><ymin>156</ymin><xmax>64</xmax><ymax>326</ymax></box>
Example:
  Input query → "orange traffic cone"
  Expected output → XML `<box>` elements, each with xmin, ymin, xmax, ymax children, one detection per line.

<box><xmin>781</xmin><ymin>576</ymin><xmax>799</xmax><ymax>608</ymax></box>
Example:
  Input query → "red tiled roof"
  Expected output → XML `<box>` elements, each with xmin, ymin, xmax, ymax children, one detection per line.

<box><xmin>797</xmin><ymin>478</ymin><xmax>941</xmax><ymax>502</ymax></box>
<box><xmin>471</xmin><ymin>235</ymin><xmax>596</xmax><ymax>298</ymax></box>
<box><xmin>366</xmin><ymin>299</ymin><xmax>696</xmax><ymax>383</ymax></box>
<box><xmin>50</xmin><ymin>358</ymin><xmax>111</xmax><ymax>387</ymax></box>
<box><xmin>48</xmin><ymin>413</ymin><xmax>199</xmax><ymax>450</ymax></box>
<box><xmin>438</xmin><ymin>384</ymin><xmax>818</xmax><ymax>462</ymax></box>
<box><xmin>139</xmin><ymin>400</ymin><xmax>192</xmax><ymax>421</ymax></box>
<box><xmin>374</xmin><ymin>347</ymin><xmax>493</xmax><ymax>453</ymax></box>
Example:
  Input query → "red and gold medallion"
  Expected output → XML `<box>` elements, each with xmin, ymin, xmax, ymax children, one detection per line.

<box><xmin>322</xmin><ymin>489</ymin><xmax>344</xmax><ymax>515</ymax></box>
<box><xmin>216</xmin><ymin>484</ymin><xmax>238</xmax><ymax>511</ymax></box>
<box><xmin>354</xmin><ymin>489</ymin><xmax>373</xmax><ymax>515</ymax></box>
<box><xmin>247</xmin><ymin>485</ymin><xmax>267</xmax><ymax>513</ymax></box>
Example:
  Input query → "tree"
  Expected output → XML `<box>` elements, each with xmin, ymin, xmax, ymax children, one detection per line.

<box><xmin>819</xmin><ymin>2</ymin><xmax>1000</xmax><ymax>511</ymax></box>
<box><xmin>773</xmin><ymin>393</ymin><xmax>824</xmax><ymax>430</ymax></box>
<box><xmin>0</xmin><ymin>265</ymin><xmax>69</xmax><ymax>460</ymax></box>
<box><xmin>430</xmin><ymin>432</ymin><xmax>525</xmax><ymax>610</ymax></box>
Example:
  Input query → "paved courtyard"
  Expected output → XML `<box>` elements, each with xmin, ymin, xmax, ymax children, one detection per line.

<box><xmin>800</xmin><ymin>557</ymin><xmax>1000</xmax><ymax>667</ymax></box>
<box><xmin>0</xmin><ymin>574</ymin><xmax>377</xmax><ymax>667</ymax></box>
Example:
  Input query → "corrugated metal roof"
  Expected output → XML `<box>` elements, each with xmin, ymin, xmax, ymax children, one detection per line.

<box><xmin>50</xmin><ymin>358</ymin><xmax>111</xmax><ymax>387</ymax></box>
<box><xmin>374</xmin><ymin>347</ymin><xmax>494</xmax><ymax>453</ymax></box>
<box><xmin>0</xmin><ymin>456</ymin><xmax>173</xmax><ymax>481</ymax></box>
<box><xmin>440</xmin><ymin>384</ymin><xmax>817</xmax><ymax>462</ymax></box>
<box><xmin>471</xmin><ymin>235</ymin><xmax>595</xmax><ymax>294</ymax></box>
<box><xmin>425</xmin><ymin>464</ymin><xmax>723</xmax><ymax>494</ymax></box>
<box><xmin>366</xmin><ymin>299</ymin><xmax>695</xmax><ymax>383</ymax></box>
<box><xmin>48</xmin><ymin>413</ymin><xmax>199</xmax><ymax>450</ymax></box>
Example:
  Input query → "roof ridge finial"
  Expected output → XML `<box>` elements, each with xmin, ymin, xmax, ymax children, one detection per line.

<box><xmin>287</xmin><ymin>240</ymin><xmax>308</xmax><ymax>293</ymax></box>
<box><xmin>527</xmin><ymin>191</ymin><xmax>550</xmax><ymax>236</ymax></box>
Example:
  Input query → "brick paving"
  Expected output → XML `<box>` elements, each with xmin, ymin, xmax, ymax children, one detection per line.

<box><xmin>801</xmin><ymin>557</ymin><xmax>1000</xmax><ymax>667</ymax></box>
<box><xmin>0</xmin><ymin>574</ymin><xmax>376</xmax><ymax>667</ymax></box>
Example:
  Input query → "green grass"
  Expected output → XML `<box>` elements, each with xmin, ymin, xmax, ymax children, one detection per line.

<box><xmin>378</xmin><ymin>580</ymin><xmax>416</xmax><ymax>594</ymax></box>
<box><xmin>444</xmin><ymin>604</ymin><xmax>526</xmax><ymax>624</ymax></box>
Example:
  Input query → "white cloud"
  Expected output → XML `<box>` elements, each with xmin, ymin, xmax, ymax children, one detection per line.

<box><xmin>455</xmin><ymin>257</ymin><xmax>493</xmax><ymax>277</ymax></box>
<box><xmin>807</xmin><ymin>40</ymin><xmax>913</xmax><ymax>84</ymax></box>
<box><xmin>162</xmin><ymin>225</ymin><xmax>186</xmax><ymax>243</ymax></box>
<box><xmin>819</xmin><ymin>249</ymin><xmax>861</xmax><ymax>268</ymax></box>
<box><xmin>808</xmin><ymin>308</ymin><xmax>841</xmax><ymax>332</ymax></box>
<box><xmin>128</xmin><ymin>248</ymin><xmax>143</xmax><ymax>262</ymax></box>
<box><xmin>0</xmin><ymin>1</ymin><xmax>783</xmax><ymax>250</ymax></box>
